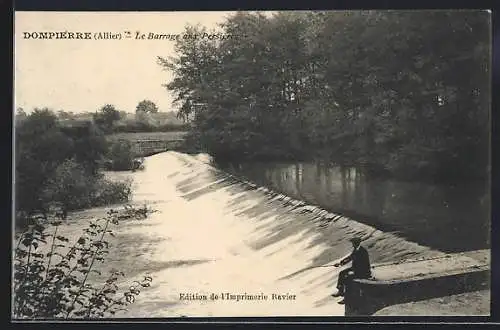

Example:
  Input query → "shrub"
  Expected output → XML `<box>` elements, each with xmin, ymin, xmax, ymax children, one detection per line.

<box><xmin>38</xmin><ymin>160</ymin><xmax>133</xmax><ymax>217</ymax></box>
<box><xmin>15</xmin><ymin>108</ymin><xmax>134</xmax><ymax>231</ymax></box>
<box><xmin>91</xmin><ymin>179</ymin><xmax>132</xmax><ymax>206</ymax></box>
<box><xmin>15</xmin><ymin>109</ymin><xmax>75</xmax><ymax>215</ymax></box>
<box><xmin>13</xmin><ymin>206</ymin><xmax>154</xmax><ymax>319</ymax></box>
<box><xmin>106</xmin><ymin>140</ymin><xmax>135</xmax><ymax>171</ymax></box>
<box><xmin>15</xmin><ymin>109</ymin><xmax>109</xmax><ymax>217</ymax></box>
<box><xmin>66</xmin><ymin>122</ymin><xmax>109</xmax><ymax>175</ymax></box>
<box><xmin>40</xmin><ymin>159</ymin><xmax>96</xmax><ymax>213</ymax></box>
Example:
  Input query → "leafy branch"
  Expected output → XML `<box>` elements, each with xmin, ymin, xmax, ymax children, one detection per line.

<box><xmin>13</xmin><ymin>205</ymin><xmax>155</xmax><ymax>319</ymax></box>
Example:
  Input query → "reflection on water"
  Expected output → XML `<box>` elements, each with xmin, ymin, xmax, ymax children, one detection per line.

<box><xmin>221</xmin><ymin>162</ymin><xmax>490</xmax><ymax>253</ymax></box>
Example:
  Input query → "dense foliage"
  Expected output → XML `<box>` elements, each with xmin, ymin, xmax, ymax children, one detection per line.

<box><xmin>15</xmin><ymin>109</ymin><xmax>131</xmax><ymax>224</ymax></box>
<box><xmin>161</xmin><ymin>11</ymin><xmax>490</xmax><ymax>181</ymax></box>
<box><xmin>93</xmin><ymin>105</ymin><xmax>121</xmax><ymax>134</ymax></box>
<box><xmin>104</xmin><ymin>140</ymin><xmax>136</xmax><ymax>171</ymax></box>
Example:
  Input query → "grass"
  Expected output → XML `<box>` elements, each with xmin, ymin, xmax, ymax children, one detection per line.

<box><xmin>107</xmin><ymin>131</ymin><xmax>188</xmax><ymax>142</ymax></box>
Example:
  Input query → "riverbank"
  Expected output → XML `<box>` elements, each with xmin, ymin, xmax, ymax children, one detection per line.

<box><xmin>36</xmin><ymin>151</ymin><xmax>489</xmax><ymax>317</ymax></box>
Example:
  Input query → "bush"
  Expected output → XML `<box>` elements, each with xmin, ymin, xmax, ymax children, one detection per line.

<box><xmin>13</xmin><ymin>206</ymin><xmax>154</xmax><ymax>319</ymax></box>
<box><xmin>38</xmin><ymin>159</ymin><xmax>133</xmax><ymax>219</ymax></box>
<box><xmin>15</xmin><ymin>109</ymin><xmax>75</xmax><ymax>215</ymax></box>
<box><xmin>40</xmin><ymin>159</ymin><xmax>96</xmax><ymax>213</ymax></box>
<box><xmin>106</xmin><ymin>140</ymin><xmax>135</xmax><ymax>171</ymax></box>
<box><xmin>15</xmin><ymin>108</ymin><xmax>133</xmax><ymax>231</ymax></box>
<box><xmin>92</xmin><ymin>179</ymin><xmax>132</xmax><ymax>206</ymax></box>
<box><xmin>15</xmin><ymin>109</ymin><xmax>110</xmax><ymax>217</ymax></box>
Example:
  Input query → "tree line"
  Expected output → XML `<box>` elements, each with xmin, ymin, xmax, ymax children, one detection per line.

<box><xmin>76</xmin><ymin>101</ymin><xmax>188</xmax><ymax>134</ymax></box>
<box><xmin>17</xmin><ymin>100</ymin><xmax>189</xmax><ymax>136</ymax></box>
<box><xmin>14</xmin><ymin>98</ymin><xmax>192</xmax><ymax>223</ymax></box>
<box><xmin>15</xmin><ymin>108</ymin><xmax>135</xmax><ymax>225</ymax></box>
<box><xmin>161</xmin><ymin>10</ymin><xmax>490</xmax><ymax>182</ymax></box>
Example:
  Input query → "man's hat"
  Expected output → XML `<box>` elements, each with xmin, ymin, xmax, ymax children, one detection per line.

<box><xmin>350</xmin><ymin>237</ymin><xmax>362</xmax><ymax>244</ymax></box>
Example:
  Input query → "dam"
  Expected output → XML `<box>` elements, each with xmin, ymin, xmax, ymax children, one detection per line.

<box><xmin>58</xmin><ymin>151</ymin><xmax>489</xmax><ymax>317</ymax></box>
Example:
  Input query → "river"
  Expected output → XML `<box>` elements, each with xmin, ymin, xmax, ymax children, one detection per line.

<box><xmin>50</xmin><ymin>151</ymin><xmax>488</xmax><ymax>317</ymax></box>
<box><xmin>219</xmin><ymin>161</ymin><xmax>490</xmax><ymax>253</ymax></box>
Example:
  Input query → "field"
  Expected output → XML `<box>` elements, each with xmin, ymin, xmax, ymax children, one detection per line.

<box><xmin>107</xmin><ymin>131</ymin><xmax>188</xmax><ymax>142</ymax></box>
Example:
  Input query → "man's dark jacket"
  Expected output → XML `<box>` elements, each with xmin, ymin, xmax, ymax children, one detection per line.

<box><xmin>340</xmin><ymin>245</ymin><xmax>372</xmax><ymax>278</ymax></box>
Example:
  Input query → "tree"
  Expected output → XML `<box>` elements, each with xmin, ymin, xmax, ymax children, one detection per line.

<box><xmin>16</xmin><ymin>107</ymin><xmax>27</xmax><ymax>117</ymax></box>
<box><xmin>93</xmin><ymin>104</ymin><xmax>121</xmax><ymax>133</ymax></box>
<box><xmin>62</xmin><ymin>121</ymin><xmax>109</xmax><ymax>175</ymax></box>
<box><xmin>15</xmin><ymin>108</ymin><xmax>28</xmax><ymax>124</ymax></box>
<box><xmin>160</xmin><ymin>10</ymin><xmax>490</xmax><ymax>181</ymax></box>
<box><xmin>15</xmin><ymin>108</ymin><xmax>121</xmax><ymax>220</ymax></box>
<box><xmin>40</xmin><ymin>158</ymin><xmax>96</xmax><ymax>213</ymax></box>
<box><xmin>16</xmin><ymin>109</ymin><xmax>75</xmax><ymax>215</ymax></box>
<box><xmin>135</xmin><ymin>100</ymin><xmax>159</xmax><ymax>113</ymax></box>
<box><xmin>106</xmin><ymin>140</ymin><xmax>135</xmax><ymax>171</ymax></box>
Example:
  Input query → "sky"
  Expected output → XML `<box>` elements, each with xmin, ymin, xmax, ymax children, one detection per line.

<box><xmin>14</xmin><ymin>11</ymin><xmax>244</xmax><ymax>113</ymax></box>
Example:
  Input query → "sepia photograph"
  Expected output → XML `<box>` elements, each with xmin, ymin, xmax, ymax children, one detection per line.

<box><xmin>13</xmin><ymin>10</ymin><xmax>491</xmax><ymax>319</ymax></box>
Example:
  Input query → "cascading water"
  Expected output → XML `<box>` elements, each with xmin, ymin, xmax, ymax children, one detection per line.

<box><xmin>52</xmin><ymin>151</ymin><xmax>482</xmax><ymax>317</ymax></box>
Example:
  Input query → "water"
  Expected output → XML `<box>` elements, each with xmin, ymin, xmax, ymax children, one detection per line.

<box><xmin>219</xmin><ymin>161</ymin><xmax>490</xmax><ymax>253</ymax></box>
<box><xmin>33</xmin><ymin>152</ymin><xmax>486</xmax><ymax>318</ymax></box>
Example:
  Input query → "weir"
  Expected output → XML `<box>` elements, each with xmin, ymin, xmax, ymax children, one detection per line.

<box><xmin>99</xmin><ymin>151</ymin><xmax>490</xmax><ymax>317</ymax></box>
<box><xmin>173</xmin><ymin>152</ymin><xmax>491</xmax><ymax>315</ymax></box>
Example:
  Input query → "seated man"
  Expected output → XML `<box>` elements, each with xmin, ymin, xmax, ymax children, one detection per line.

<box><xmin>331</xmin><ymin>236</ymin><xmax>372</xmax><ymax>304</ymax></box>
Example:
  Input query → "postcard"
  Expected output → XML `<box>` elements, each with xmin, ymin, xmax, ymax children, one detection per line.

<box><xmin>12</xmin><ymin>10</ymin><xmax>491</xmax><ymax>319</ymax></box>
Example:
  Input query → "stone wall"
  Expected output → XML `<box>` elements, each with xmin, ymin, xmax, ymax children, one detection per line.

<box><xmin>344</xmin><ymin>266</ymin><xmax>490</xmax><ymax>316</ymax></box>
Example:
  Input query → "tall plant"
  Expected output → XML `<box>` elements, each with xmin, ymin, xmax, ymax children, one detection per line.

<box><xmin>13</xmin><ymin>206</ymin><xmax>154</xmax><ymax>319</ymax></box>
